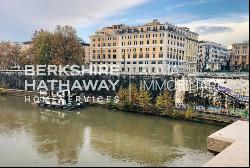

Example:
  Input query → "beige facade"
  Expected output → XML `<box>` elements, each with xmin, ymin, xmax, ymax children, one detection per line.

<box><xmin>89</xmin><ymin>19</ymin><xmax>199</xmax><ymax>75</ymax></box>
<box><xmin>81</xmin><ymin>42</ymin><xmax>90</xmax><ymax>64</ymax></box>
<box><xmin>231</xmin><ymin>41</ymin><xmax>249</xmax><ymax>71</ymax></box>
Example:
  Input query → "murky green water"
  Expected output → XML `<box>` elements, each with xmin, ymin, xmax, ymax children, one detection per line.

<box><xmin>0</xmin><ymin>96</ymin><xmax>221</xmax><ymax>167</ymax></box>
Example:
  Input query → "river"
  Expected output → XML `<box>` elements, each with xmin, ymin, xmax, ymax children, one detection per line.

<box><xmin>0</xmin><ymin>96</ymin><xmax>221</xmax><ymax>167</ymax></box>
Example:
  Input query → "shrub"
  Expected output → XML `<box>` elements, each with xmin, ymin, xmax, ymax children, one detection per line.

<box><xmin>0</xmin><ymin>88</ymin><xmax>7</xmax><ymax>95</ymax></box>
<box><xmin>106</xmin><ymin>98</ymin><xmax>116</xmax><ymax>109</ymax></box>
<box><xmin>138</xmin><ymin>90</ymin><xmax>152</xmax><ymax>113</ymax></box>
<box><xmin>185</xmin><ymin>106</ymin><xmax>194</xmax><ymax>119</ymax></box>
<box><xmin>155</xmin><ymin>91</ymin><xmax>174</xmax><ymax>112</ymax></box>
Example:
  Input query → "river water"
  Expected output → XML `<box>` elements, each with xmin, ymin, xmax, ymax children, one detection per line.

<box><xmin>0</xmin><ymin>96</ymin><xmax>221</xmax><ymax>167</ymax></box>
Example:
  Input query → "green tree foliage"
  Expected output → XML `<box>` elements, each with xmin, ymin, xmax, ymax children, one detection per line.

<box><xmin>128</xmin><ymin>84</ymin><xmax>139</xmax><ymax>103</ymax></box>
<box><xmin>138</xmin><ymin>90</ymin><xmax>152</xmax><ymax>113</ymax></box>
<box><xmin>185</xmin><ymin>106</ymin><xmax>194</xmax><ymax>119</ymax></box>
<box><xmin>31</xmin><ymin>30</ymin><xmax>53</xmax><ymax>65</ymax></box>
<box><xmin>155</xmin><ymin>91</ymin><xmax>174</xmax><ymax>111</ymax></box>
<box><xmin>26</xmin><ymin>26</ymin><xmax>85</xmax><ymax>65</ymax></box>
<box><xmin>51</xmin><ymin>25</ymin><xmax>84</xmax><ymax>65</ymax></box>
<box><xmin>116</xmin><ymin>87</ymin><xmax>129</xmax><ymax>104</ymax></box>
<box><xmin>0</xmin><ymin>41</ymin><xmax>21</xmax><ymax>70</ymax></box>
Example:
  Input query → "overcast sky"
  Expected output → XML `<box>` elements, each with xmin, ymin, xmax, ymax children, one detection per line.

<box><xmin>0</xmin><ymin>0</ymin><xmax>249</xmax><ymax>47</ymax></box>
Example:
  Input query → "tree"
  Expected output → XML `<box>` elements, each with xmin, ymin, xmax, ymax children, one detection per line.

<box><xmin>51</xmin><ymin>25</ymin><xmax>84</xmax><ymax>65</ymax></box>
<box><xmin>26</xmin><ymin>26</ymin><xmax>85</xmax><ymax>65</ymax></box>
<box><xmin>116</xmin><ymin>84</ymin><xmax>140</xmax><ymax>111</ymax></box>
<box><xmin>19</xmin><ymin>47</ymin><xmax>33</xmax><ymax>67</ymax></box>
<box><xmin>128</xmin><ymin>84</ymin><xmax>139</xmax><ymax>103</ymax></box>
<box><xmin>116</xmin><ymin>87</ymin><xmax>129</xmax><ymax>104</ymax></box>
<box><xmin>138</xmin><ymin>90</ymin><xmax>152</xmax><ymax>113</ymax></box>
<box><xmin>0</xmin><ymin>41</ymin><xmax>21</xmax><ymax>70</ymax></box>
<box><xmin>31</xmin><ymin>30</ymin><xmax>53</xmax><ymax>65</ymax></box>
<box><xmin>185</xmin><ymin>106</ymin><xmax>194</xmax><ymax>119</ymax></box>
<box><xmin>155</xmin><ymin>91</ymin><xmax>174</xmax><ymax>111</ymax></box>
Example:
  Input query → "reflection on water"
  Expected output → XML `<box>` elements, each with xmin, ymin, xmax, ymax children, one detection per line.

<box><xmin>0</xmin><ymin>96</ymin><xmax>221</xmax><ymax>167</ymax></box>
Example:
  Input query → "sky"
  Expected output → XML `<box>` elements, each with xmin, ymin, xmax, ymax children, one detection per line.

<box><xmin>0</xmin><ymin>0</ymin><xmax>249</xmax><ymax>48</ymax></box>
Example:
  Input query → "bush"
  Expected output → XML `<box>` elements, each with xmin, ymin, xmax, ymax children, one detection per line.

<box><xmin>155</xmin><ymin>91</ymin><xmax>174</xmax><ymax>113</ymax></box>
<box><xmin>138</xmin><ymin>90</ymin><xmax>152</xmax><ymax>113</ymax></box>
<box><xmin>0</xmin><ymin>88</ymin><xmax>7</xmax><ymax>95</ymax></box>
<box><xmin>106</xmin><ymin>99</ymin><xmax>116</xmax><ymax>109</ymax></box>
<box><xmin>185</xmin><ymin>106</ymin><xmax>194</xmax><ymax>119</ymax></box>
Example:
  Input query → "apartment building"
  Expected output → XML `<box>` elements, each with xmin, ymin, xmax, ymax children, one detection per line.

<box><xmin>89</xmin><ymin>19</ymin><xmax>199</xmax><ymax>75</ymax></box>
<box><xmin>80</xmin><ymin>41</ymin><xmax>90</xmax><ymax>64</ymax></box>
<box><xmin>230</xmin><ymin>41</ymin><xmax>249</xmax><ymax>71</ymax></box>
<box><xmin>197</xmin><ymin>41</ymin><xmax>228</xmax><ymax>72</ymax></box>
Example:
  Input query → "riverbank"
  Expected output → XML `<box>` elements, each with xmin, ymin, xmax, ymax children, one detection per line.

<box><xmin>0</xmin><ymin>88</ymin><xmax>243</xmax><ymax>126</ymax></box>
<box><xmin>88</xmin><ymin>101</ymin><xmax>239</xmax><ymax>127</ymax></box>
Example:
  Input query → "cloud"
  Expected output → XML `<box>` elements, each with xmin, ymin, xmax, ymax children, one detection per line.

<box><xmin>195</xmin><ymin>26</ymin><xmax>233</xmax><ymax>35</ymax></box>
<box><xmin>165</xmin><ymin>0</ymin><xmax>220</xmax><ymax>11</ymax></box>
<box><xmin>180</xmin><ymin>13</ymin><xmax>249</xmax><ymax>47</ymax></box>
<box><xmin>0</xmin><ymin>0</ymin><xmax>148</xmax><ymax>41</ymax></box>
